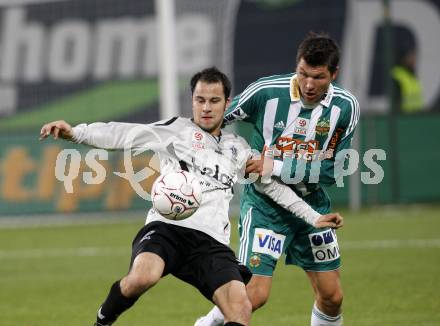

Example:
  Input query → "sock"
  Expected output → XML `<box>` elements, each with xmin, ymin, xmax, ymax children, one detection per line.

<box><xmin>224</xmin><ymin>323</ymin><xmax>245</xmax><ymax>326</ymax></box>
<box><xmin>311</xmin><ymin>303</ymin><xmax>343</xmax><ymax>326</ymax></box>
<box><xmin>96</xmin><ymin>280</ymin><xmax>139</xmax><ymax>325</ymax></box>
<box><xmin>196</xmin><ymin>305</ymin><xmax>225</xmax><ymax>326</ymax></box>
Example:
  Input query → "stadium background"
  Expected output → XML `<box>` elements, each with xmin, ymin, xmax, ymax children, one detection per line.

<box><xmin>0</xmin><ymin>0</ymin><xmax>439</xmax><ymax>325</ymax></box>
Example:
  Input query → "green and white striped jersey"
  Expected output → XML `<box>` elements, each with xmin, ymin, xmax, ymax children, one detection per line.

<box><xmin>225</xmin><ymin>73</ymin><xmax>360</xmax><ymax>197</ymax></box>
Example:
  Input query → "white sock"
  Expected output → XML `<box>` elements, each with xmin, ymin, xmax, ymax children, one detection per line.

<box><xmin>196</xmin><ymin>306</ymin><xmax>224</xmax><ymax>326</ymax></box>
<box><xmin>311</xmin><ymin>303</ymin><xmax>343</xmax><ymax>326</ymax></box>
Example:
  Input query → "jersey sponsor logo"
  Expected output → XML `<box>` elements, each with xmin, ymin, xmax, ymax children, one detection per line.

<box><xmin>192</xmin><ymin>159</ymin><xmax>234</xmax><ymax>188</ymax></box>
<box><xmin>192</xmin><ymin>131</ymin><xmax>205</xmax><ymax>149</ymax></box>
<box><xmin>275</xmin><ymin>137</ymin><xmax>297</xmax><ymax>150</ymax></box>
<box><xmin>293</xmin><ymin>118</ymin><xmax>309</xmax><ymax>136</ymax></box>
<box><xmin>270</xmin><ymin>137</ymin><xmax>335</xmax><ymax>161</ymax></box>
<box><xmin>315</xmin><ymin>118</ymin><xmax>330</xmax><ymax>136</ymax></box>
<box><xmin>274</xmin><ymin>137</ymin><xmax>319</xmax><ymax>160</ymax></box>
<box><xmin>327</xmin><ymin>127</ymin><xmax>345</xmax><ymax>150</ymax></box>
<box><xmin>308</xmin><ymin>229</ymin><xmax>340</xmax><ymax>263</ymax></box>
<box><xmin>193</xmin><ymin>132</ymin><xmax>203</xmax><ymax>141</ymax></box>
<box><xmin>275</xmin><ymin>137</ymin><xmax>318</xmax><ymax>152</ymax></box>
<box><xmin>274</xmin><ymin>120</ymin><xmax>285</xmax><ymax>130</ymax></box>
<box><xmin>252</xmin><ymin>228</ymin><xmax>285</xmax><ymax>259</ymax></box>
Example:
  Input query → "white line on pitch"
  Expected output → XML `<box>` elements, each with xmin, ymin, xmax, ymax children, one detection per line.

<box><xmin>0</xmin><ymin>239</ymin><xmax>439</xmax><ymax>260</ymax></box>
<box><xmin>341</xmin><ymin>238</ymin><xmax>440</xmax><ymax>250</ymax></box>
<box><xmin>0</xmin><ymin>247</ymin><xmax>129</xmax><ymax>259</ymax></box>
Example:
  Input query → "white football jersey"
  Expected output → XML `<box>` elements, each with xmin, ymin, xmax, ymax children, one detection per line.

<box><xmin>72</xmin><ymin>117</ymin><xmax>251</xmax><ymax>245</ymax></box>
<box><xmin>72</xmin><ymin>117</ymin><xmax>320</xmax><ymax>245</ymax></box>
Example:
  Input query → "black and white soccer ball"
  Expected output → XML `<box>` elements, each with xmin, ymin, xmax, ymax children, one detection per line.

<box><xmin>152</xmin><ymin>170</ymin><xmax>202</xmax><ymax>220</ymax></box>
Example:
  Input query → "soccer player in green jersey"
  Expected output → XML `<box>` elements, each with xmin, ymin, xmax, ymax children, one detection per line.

<box><xmin>196</xmin><ymin>33</ymin><xmax>359</xmax><ymax>326</ymax></box>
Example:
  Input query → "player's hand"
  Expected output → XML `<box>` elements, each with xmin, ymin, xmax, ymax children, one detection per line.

<box><xmin>39</xmin><ymin>120</ymin><xmax>74</xmax><ymax>141</ymax></box>
<box><xmin>314</xmin><ymin>213</ymin><xmax>343</xmax><ymax>229</ymax></box>
<box><xmin>245</xmin><ymin>152</ymin><xmax>274</xmax><ymax>177</ymax></box>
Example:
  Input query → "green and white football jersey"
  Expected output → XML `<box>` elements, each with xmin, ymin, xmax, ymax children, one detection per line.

<box><xmin>225</xmin><ymin>73</ymin><xmax>359</xmax><ymax>204</ymax></box>
<box><xmin>225</xmin><ymin>73</ymin><xmax>359</xmax><ymax>272</ymax></box>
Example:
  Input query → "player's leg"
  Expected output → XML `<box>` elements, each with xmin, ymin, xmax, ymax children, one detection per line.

<box><xmin>195</xmin><ymin>204</ymin><xmax>286</xmax><ymax>326</ymax></box>
<box><xmin>285</xmin><ymin>213</ymin><xmax>343</xmax><ymax>326</ymax></box>
<box><xmin>95</xmin><ymin>252</ymin><xmax>164</xmax><ymax>326</ymax></box>
<box><xmin>307</xmin><ymin>269</ymin><xmax>343</xmax><ymax>325</ymax></box>
<box><xmin>95</xmin><ymin>222</ymin><xmax>176</xmax><ymax>326</ymax></box>
<box><xmin>283</xmin><ymin>189</ymin><xmax>343</xmax><ymax>325</ymax></box>
<box><xmin>239</xmin><ymin>204</ymin><xmax>286</xmax><ymax>310</ymax></box>
<box><xmin>212</xmin><ymin>280</ymin><xmax>252</xmax><ymax>325</ymax></box>
<box><xmin>196</xmin><ymin>273</ymin><xmax>273</xmax><ymax>326</ymax></box>
<box><xmin>120</xmin><ymin>252</ymin><xmax>165</xmax><ymax>296</ymax></box>
<box><xmin>245</xmin><ymin>274</ymin><xmax>273</xmax><ymax>309</ymax></box>
<box><xmin>172</xmin><ymin>226</ymin><xmax>253</xmax><ymax>326</ymax></box>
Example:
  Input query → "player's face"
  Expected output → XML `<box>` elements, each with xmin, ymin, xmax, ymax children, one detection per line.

<box><xmin>296</xmin><ymin>58</ymin><xmax>338</xmax><ymax>105</ymax></box>
<box><xmin>192</xmin><ymin>81</ymin><xmax>230</xmax><ymax>136</ymax></box>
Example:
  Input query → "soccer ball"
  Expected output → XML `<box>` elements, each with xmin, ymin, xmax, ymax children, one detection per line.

<box><xmin>152</xmin><ymin>170</ymin><xmax>202</xmax><ymax>220</ymax></box>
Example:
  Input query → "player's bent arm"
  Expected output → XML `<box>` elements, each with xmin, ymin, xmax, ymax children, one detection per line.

<box><xmin>254</xmin><ymin>179</ymin><xmax>320</xmax><ymax>225</ymax></box>
<box><xmin>241</xmin><ymin>143</ymin><xmax>325</xmax><ymax>227</ymax></box>
<box><xmin>254</xmin><ymin>179</ymin><xmax>343</xmax><ymax>229</ymax></box>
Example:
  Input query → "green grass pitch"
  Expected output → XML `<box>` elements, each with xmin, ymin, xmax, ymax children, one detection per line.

<box><xmin>1</xmin><ymin>206</ymin><xmax>439</xmax><ymax>325</ymax></box>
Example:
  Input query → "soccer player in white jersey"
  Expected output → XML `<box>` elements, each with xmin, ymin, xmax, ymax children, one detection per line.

<box><xmin>40</xmin><ymin>67</ymin><xmax>342</xmax><ymax>326</ymax></box>
<box><xmin>196</xmin><ymin>34</ymin><xmax>359</xmax><ymax>326</ymax></box>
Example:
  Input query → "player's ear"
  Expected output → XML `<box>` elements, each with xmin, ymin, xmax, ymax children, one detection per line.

<box><xmin>225</xmin><ymin>97</ymin><xmax>231</xmax><ymax>110</ymax></box>
<box><xmin>331</xmin><ymin>66</ymin><xmax>340</xmax><ymax>81</ymax></box>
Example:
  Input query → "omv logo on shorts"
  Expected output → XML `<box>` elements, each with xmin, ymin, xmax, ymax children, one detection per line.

<box><xmin>308</xmin><ymin>229</ymin><xmax>340</xmax><ymax>263</ymax></box>
<box><xmin>252</xmin><ymin>228</ymin><xmax>285</xmax><ymax>259</ymax></box>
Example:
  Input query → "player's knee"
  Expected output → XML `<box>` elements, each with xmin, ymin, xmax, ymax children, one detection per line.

<box><xmin>121</xmin><ymin>272</ymin><xmax>160</xmax><ymax>297</ymax></box>
<box><xmin>329</xmin><ymin>287</ymin><xmax>343</xmax><ymax>308</ymax></box>
<box><xmin>318</xmin><ymin>287</ymin><xmax>343</xmax><ymax>309</ymax></box>
<box><xmin>252</xmin><ymin>292</ymin><xmax>269</xmax><ymax>310</ymax></box>
<box><xmin>247</xmin><ymin>284</ymin><xmax>270</xmax><ymax>310</ymax></box>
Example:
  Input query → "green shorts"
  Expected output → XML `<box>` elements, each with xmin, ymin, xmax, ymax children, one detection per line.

<box><xmin>237</xmin><ymin>189</ymin><xmax>341</xmax><ymax>276</ymax></box>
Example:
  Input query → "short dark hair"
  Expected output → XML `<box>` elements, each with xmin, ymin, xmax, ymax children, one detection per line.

<box><xmin>296</xmin><ymin>32</ymin><xmax>340</xmax><ymax>74</ymax></box>
<box><xmin>190</xmin><ymin>67</ymin><xmax>232</xmax><ymax>99</ymax></box>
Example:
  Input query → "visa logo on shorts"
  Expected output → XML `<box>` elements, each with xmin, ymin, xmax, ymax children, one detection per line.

<box><xmin>308</xmin><ymin>229</ymin><xmax>340</xmax><ymax>263</ymax></box>
<box><xmin>252</xmin><ymin>228</ymin><xmax>285</xmax><ymax>259</ymax></box>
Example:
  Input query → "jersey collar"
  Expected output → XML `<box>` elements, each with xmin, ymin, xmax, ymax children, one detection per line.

<box><xmin>190</xmin><ymin>118</ymin><xmax>222</xmax><ymax>142</ymax></box>
<box><xmin>289</xmin><ymin>74</ymin><xmax>334</xmax><ymax>108</ymax></box>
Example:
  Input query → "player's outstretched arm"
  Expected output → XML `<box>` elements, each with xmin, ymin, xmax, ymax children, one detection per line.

<box><xmin>40</xmin><ymin>118</ymin><xmax>181</xmax><ymax>151</ymax></box>
<box><xmin>40</xmin><ymin>120</ymin><xmax>74</xmax><ymax>141</ymax></box>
